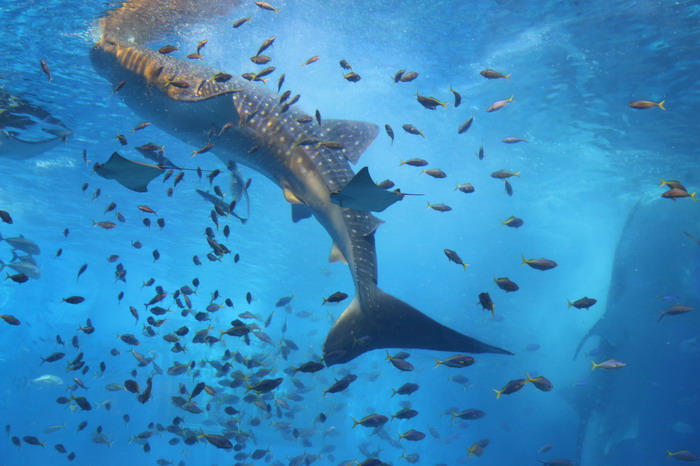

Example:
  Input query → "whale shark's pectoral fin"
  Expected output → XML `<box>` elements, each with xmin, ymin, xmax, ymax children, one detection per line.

<box><xmin>330</xmin><ymin>167</ymin><xmax>404</xmax><ymax>212</ymax></box>
<box><xmin>94</xmin><ymin>152</ymin><xmax>164</xmax><ymax>192</ymax></box>
<box><xmin>291</xmin><ymin>204</ymin><xmax>313</xmax><ymax>223</ymax></box>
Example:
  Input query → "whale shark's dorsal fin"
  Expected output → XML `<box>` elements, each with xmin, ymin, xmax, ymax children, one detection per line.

<box><xmin>318</xmin><ymin>119</ymin><xmax>379</xmax><ymax>165</ymax></box>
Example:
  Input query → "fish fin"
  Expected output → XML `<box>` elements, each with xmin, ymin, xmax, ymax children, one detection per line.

<box><xmin>323</xmin><ymin>289</ymin><xmax>513</xmax><ymax>366</ymax></box>
<box><xmin>318</xmin><ymin>120</ymin><xmax>379</xmax><ymax>164</ymax></box>
<box><xmin>291</xmin><ymin>204</ymin><xmax>313</xmax><ymax>223</ymax></box>
<box><xmin>658</xmin><ymin>100</ymin><xmax>666</xmax><ymax>111</ymax></box>
<box><xmin>329</xmin><ymin>242</ymin><xmax>347</xmax><ymax>264</ymax></box>
<box><xmin>283</xmin><ymin>188</ymin><xmax>303</xmax><ymax>204</ymax></box>
<box><xmin>231</xmin><ymin>211</ymin><xmax>248</xmax><ymax>224</ymax></box>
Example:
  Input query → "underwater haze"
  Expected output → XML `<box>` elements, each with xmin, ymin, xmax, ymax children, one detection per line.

<box><xmin>1</xmin><ymin>1</ymin><xmax>699</xmax><ymax>465</ymax></box>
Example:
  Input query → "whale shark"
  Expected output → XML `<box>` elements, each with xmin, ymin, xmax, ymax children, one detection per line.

<box><xmin>569</xmin><ymin>196</ymin><xmax>700</xmax><ymax>465</ymax></box>
<box><xmin>89</xmin><ymin>0</ymin><xmax>512</xmax><ymax>365</ymax></box>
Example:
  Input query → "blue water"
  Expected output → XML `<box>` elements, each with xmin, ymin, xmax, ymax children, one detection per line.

<box><xmin>1</xmin><ymin>1</ymin><xmax>699</xmax><ymax>465</ymax></box>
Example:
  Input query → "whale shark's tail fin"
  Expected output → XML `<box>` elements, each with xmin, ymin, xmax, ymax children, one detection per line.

<box><xmin>98</xmin><ymin>0</ymin><xmax>242</xmax><ymax>42</ymax></box>
<box><xmin>323</xmin><ymin>287</ymin><xmax>513</xmax><ymax>366</ymax></box>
